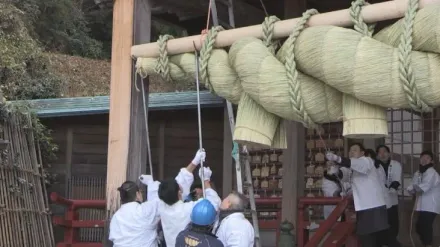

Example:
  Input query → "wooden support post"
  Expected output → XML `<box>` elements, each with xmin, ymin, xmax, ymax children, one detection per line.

<box><xmin>127</xmin><ymin>0</ymin><xmax>152</xmax><ymax>181</ymax></box>
<box><xmin>284</xmin><ymin>0</ymin><xmax>307</xmax><ymax>18</ymax></box>
<box><xmin>65</xmin><ymin>127</ymin><xmax>73</xmax><ymax>196</ymax></box>
<box><xmin>222</xmin><ymin>105</ymin><xmax>233</xmax><ymax>197</ymax></box>
<box><xmin>158</xmin><ymin>120</ymin><xmax>165</xmax><ymax>180</ymax></box>
<box><xmin>281</xmin><ymin>121</ymin><xmax>305</xmax><ymax>228</ymax></box>
<box><xmin>106</xmin><ymin>0</ymin><xmax>135</xmax><ymax>215</ymax></box>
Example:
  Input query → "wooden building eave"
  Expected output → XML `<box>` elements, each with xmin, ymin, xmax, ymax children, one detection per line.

<box><xmin>12</xmin><ymin>91</ymin><xmax>224</xmax><ymax>118</ymax></box>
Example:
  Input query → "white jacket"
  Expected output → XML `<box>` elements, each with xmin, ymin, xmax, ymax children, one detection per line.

<box><xmin>159</xmin><ymin>168</ymin><xmax>222</xmax><ymax>247</ymax></box>
<box><xmin>342</xmin><ymin>156</ymin><xmax>386</xmax><ymax>211</ymax></box>
<box><xmin>407</xmin><ymin>167</ymin><xmax>440</xmax><ymax>214</ymax></box>
<box><xmin>383</xmin><ymin>160</ymin><xmax>402</xmax><ymax>206</ymax></box>
<box><xmin>109</xmin><ymin>182</ymin><xmax>161</xmax><ymax>247</ymax></box>
<box><xmin>376</xmin><ymin>165</ymin><xmax>393</xmax><ymax>209</ymax></box>
<box><xmin>215</xmin><ymin>212</ymin><xmax>255</xmax><ymax>247</ymax></box>
<box><xmin>322</xmin><ymin>167</ymin><xmax>351</xmax><ymax>218</ymax></box>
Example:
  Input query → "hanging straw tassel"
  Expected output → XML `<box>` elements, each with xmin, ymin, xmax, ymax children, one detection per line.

<box><xmin>234</xmin><ymin>93</ymin><xmax>281</xmax><ymax>148</ymax></box>
<box><xmin>342</xmin><ymin>94</ymin><xmax>388</xmax><ymax>138</ymax></box>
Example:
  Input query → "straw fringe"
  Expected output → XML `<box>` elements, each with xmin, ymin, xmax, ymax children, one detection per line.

<box><xmin>234</xmin><ymin>93</ymin><xmax>280</xmax><ymax>148</ymax></box>
<box><xmin>342</xmin><ymin>95</ymin><xmax>388</xmax><ymax>138</ymax></box>
<box><xmin>135</xmin><ymin>4</ymin><xmax>440</xmax><ymax>146</ymax></box>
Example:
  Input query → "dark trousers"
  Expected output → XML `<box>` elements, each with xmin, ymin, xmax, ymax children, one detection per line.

<box><xmin>387</xmin><ymin>205</ymin><xmax>399</xmax><ymax>239</ymax></box>
<box><xmin>416</xmin><ymin>211</ymin><xmax>438</xmax><ymax>246</ymax></box>
<box><xmin>359</xmin><ymin>232</ymin><xmax>382</xmax><ymax>247</ymax></box>
<box><xmin>376</xmin><ymin>205</ymin><xmax>401</xmax><ymax>247</ymax></box>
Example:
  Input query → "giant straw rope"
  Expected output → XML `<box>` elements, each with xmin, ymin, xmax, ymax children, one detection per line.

<box><xmin>136</xmin><ymin>0</ymin><xmax>440</xmax><ymax>149</ymax></box>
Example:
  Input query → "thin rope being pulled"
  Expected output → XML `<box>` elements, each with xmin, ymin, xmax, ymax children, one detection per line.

<box><xmin>199</xmin><ymin>26</ymin><xmax>224</xmax><ymax>93</ymax></box>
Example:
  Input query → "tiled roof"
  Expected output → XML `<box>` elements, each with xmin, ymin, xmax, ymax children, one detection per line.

<box><xmin>13</xmin><ymin>91</ymin><xmax>224</xmax><ymax>118</ymax></box>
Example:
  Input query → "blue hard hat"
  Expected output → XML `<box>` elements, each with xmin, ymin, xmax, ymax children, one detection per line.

<box><xmin>190</xmin><ymin>199</ymin><xmax>217</xmax><ymax>226</ymax></box>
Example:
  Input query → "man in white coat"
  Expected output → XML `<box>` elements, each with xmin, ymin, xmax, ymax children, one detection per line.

<box><xmin>321</xmin><ymin>164</ymin><xmax>351</xmax><ymax>219</ymax></box>
<box><xmin>406</xmin><ymin>150</ymin><xmax>440</xmax><ymax>247</ymax></box>
<box><xmin>376</xmin><ymin>145</ymin><xmax>402</xmax><ymax>246</ymax></box>
<box><xmin>156</xmin><ymin>150</ymin><xmax>222</xmax><ymax>247</ymax></box>
<box><xmin>326</xmin><ymin>142</ymin><xmax>389</xmax><ymax>247</ymax></box>
<box><xmin>109</xmin><ymin>179</ymin><xmax>161</xmax><ymax>247</ymax></box>
<box><xmin>215</xmin><ymin>192</ymin><xmax>255</xmax><ymax>247</ymax></box>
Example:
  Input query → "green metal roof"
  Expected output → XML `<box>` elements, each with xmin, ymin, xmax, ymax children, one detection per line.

<box><xmin>14</xmin><ymin>91</ymin><xmax>224</xmax><ymax>118</ymax></box>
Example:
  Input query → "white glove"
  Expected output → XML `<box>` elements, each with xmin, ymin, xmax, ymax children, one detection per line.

<box><xmin>328</xmin><ymin>165</ymin><xmax>339</xmax><ymax>175</ymax></box>
<box><xmin>139</xmin><ymin>174</ymin><xmax>153</xmax><ymax>186</ymax></box>
<box><xmin>192</xmin><ymin>149</ymin><xmax>206</xmax><ymax>166</ymax></box>
<box><xmin>413</xmin><ymin>184</ymin><xmax>423</xmax><ymax>193</ymax></box>
<box><xmin>326</xmin><ymin>152</ymin><xmax>341</xmax><ymax>163</ymax></box>
<box><xmin>198</xmin><ymin>167</ymin><xmax>212</xmax><ymax>181</ymax></box>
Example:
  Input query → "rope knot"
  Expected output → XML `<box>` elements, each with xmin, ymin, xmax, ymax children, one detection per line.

<box><xmin>199</xmin><ymin>26</ymin><xmax>224</xmax><ymax>94</ymax></box>
<box><xmin>154</xmin><ymin>34</ymin><xmax>174</xmax><ymax>82</ymax></box>
<box><xmin>284</xmin><ymin>9</ymin><xmax>319</xmax><ymax>129</ymax></box>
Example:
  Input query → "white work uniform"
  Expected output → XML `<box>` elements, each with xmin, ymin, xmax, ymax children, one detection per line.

<box><xmin>407</xmin><ymin>167</ymin><xmax>440</xmax><ymax>214</ymax></box>
<box><xmin>109</xmin><ymin>182</ymin><xmax>160</xmax><ymax>247</ymax></box>
<box><xmin>159</xmin><ymin>168</ymin><xmax>222</xmax><ymax>247</ymax></box>
<box><xmin>376</xmin><ymin>164</ymin><xmax>393</xmax><ymax>209</ymax></box>
<box><xmin>383</xmin><ymin>160</ymin><xmax>402</xmax><ymax>206</ymax></box>
<box><xmin>322</xmin><ymin>167</ymin><xmax>351</xmax><ymax>218</ymax></box>
<box><xmin>215</xmin><ymin>212</ymin><xmax>255</xmax><ymax>247</ymax></box>
<box><xmin>322</xmin><ymin>177</ymin><xmax>341</xmax><ymax>218</ymax></box>
<box><xmin>346</xmin><ymin>157</ymin><xmax>386</xmax><ymax>211</ymax></box>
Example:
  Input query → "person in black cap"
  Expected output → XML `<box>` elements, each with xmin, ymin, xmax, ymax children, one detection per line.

<box><xmin>407</xmin><ymin>150</ymin><xmax>440</xmax><ymax>247</ymax></box>
<box><xmin>184</xmin><ymin>182</ymin><xmax>203</xmax><ymax>202</ymax></box>
<box><xmin>108</xmin><ymin>178</ymin><xmax>161</xmax><ymax>247</ymax></box>
<box><xmin>376</xmin><ymin>145</ymin><xmax>402</xmax><ymax>247</ymax></box>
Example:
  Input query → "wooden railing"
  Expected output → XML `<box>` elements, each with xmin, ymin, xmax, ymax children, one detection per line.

<box><xmin>51</xmin><ymin>192</ymin><xmax>105</xmax><ymax>247</ymax></box>
<box><xmin>51</xmin><ymin>194</ymin><xmax>283</xmax><ymax>246</ymax></box>
<box><xmin>297</xmin><ymin>196</ymin><xmax>359</xmax><ymax>247</ymax></box>
<box><xmin>254</xmin><ymin>198</ymin><xmax>282</xmax><ymax>245</ymax></box>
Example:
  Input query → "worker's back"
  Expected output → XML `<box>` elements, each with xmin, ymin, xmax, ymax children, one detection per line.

<box><xmin>175</xmin><ymin>227</ymin><xmax>224</xmax><ymax>247</ymax></box>
<box><xmin>109</xmin><ymin>200</ymin><xmax>160</xmax><ymax>247</ymax></box>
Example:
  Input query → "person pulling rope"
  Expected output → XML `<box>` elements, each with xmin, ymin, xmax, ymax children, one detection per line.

<box><xmin>406</xmin><ymin>150</ymin><xmax>440</xmax><ymax>247</ymax></box>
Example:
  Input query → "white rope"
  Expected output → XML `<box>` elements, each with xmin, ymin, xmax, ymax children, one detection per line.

<box><xmin>141</xmin><ymin>79</ymin><xmax>154</xmax><ymax>179</ymax></box>
<box><xmin>194</xmin><ymin>44</ymin><xmax>206</xmax><ymax>198</ymax></box>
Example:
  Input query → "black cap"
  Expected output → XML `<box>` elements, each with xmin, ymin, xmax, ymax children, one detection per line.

<box><xmin>376</xmin><ymin>145</ymin><xmax>390</xmax><ymax>154</ymax></box>
<box><xmin>420</xmin><ymin>150</ymin><xmax>434</xmax><ymax>160</ymax></box>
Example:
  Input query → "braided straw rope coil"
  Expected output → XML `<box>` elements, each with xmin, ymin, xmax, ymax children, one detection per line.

<box><xmin>136</xmin><ymin>3</ymin><xmax>440</xmax><ymax>148</ymax></box>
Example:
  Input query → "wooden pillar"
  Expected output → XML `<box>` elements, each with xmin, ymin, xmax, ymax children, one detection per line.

<box><xmin>127</xmin><ymin>0</ymin><xmax>153</xmax><ymax>181</ymax></box>
<box><xmin>158</xmin><ymin>120</ymin><xmax>165</xmax><ymax>180</ymax></box>
<box><xmin>281</xmin><ymin>121</ymin><xmax>305</xmax><ymax>227</ymax></box>
<box><xmin>282</xmin><ymin>0</ymin><xmax>307</xmax><ymax>231</ymax></box>
<box><xmin>284</xmin><ymin>0</ymin><xmax>307</xmax><ymax>18</ymax></box>
<box><xmin>106</xmin><ymin>0</ymin><xmax>135</xmax><ymax>214</ymax></box>
<box><xmin>65</xmin><ymin>127</ymin><xmax>73</xmax><ymax>180</ymax></box>
<box><xmin>222</xmin><ymin>105</ymin><xmax>233</xmax><ymax>198</ymax></box>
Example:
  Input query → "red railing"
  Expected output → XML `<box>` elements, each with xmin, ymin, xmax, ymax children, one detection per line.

<box><xmin>297</xmin><ymin>196</ymin><xmax>359</xmax><ymax>247</ymax></box>
<box><xmin>255</xmin><ymin>198</ymin><xmax>282</xmax><ymax>246</ymax></box>
<box><xmin>51</xmin><ymin>193</ymin><xmax>106</xmax><ymax>247</ymax></box>
<box><xmin>51</xmin><ymin>194</ymin><xmax>282</xmax><ymax>246</ymax></box>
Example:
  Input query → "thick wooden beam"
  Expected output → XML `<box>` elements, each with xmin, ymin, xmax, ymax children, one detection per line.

<box><xmin>281</xmin><ymin>121</ymin><xmax>305</xmax><ymax>227</ymax></box>
<box><xmin>127</xmin><ymin>0</ymin><xmax>153</xmax><ymax>182</ymax></box>
<box><xmin>106</xmin><ymin>0</ymin><xmax>134</xmax><ymax>212</ymax></box>
<box><xmin>222</xmin><ymin>105</ymin><xmax>233</xmax><ymax>198</ymax></box>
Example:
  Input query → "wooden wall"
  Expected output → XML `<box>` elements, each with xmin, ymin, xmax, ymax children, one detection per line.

<box><xmin>41</xmin><ymin>107</ymin><xmax>225</xmax><ymax>198</ymax></box>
